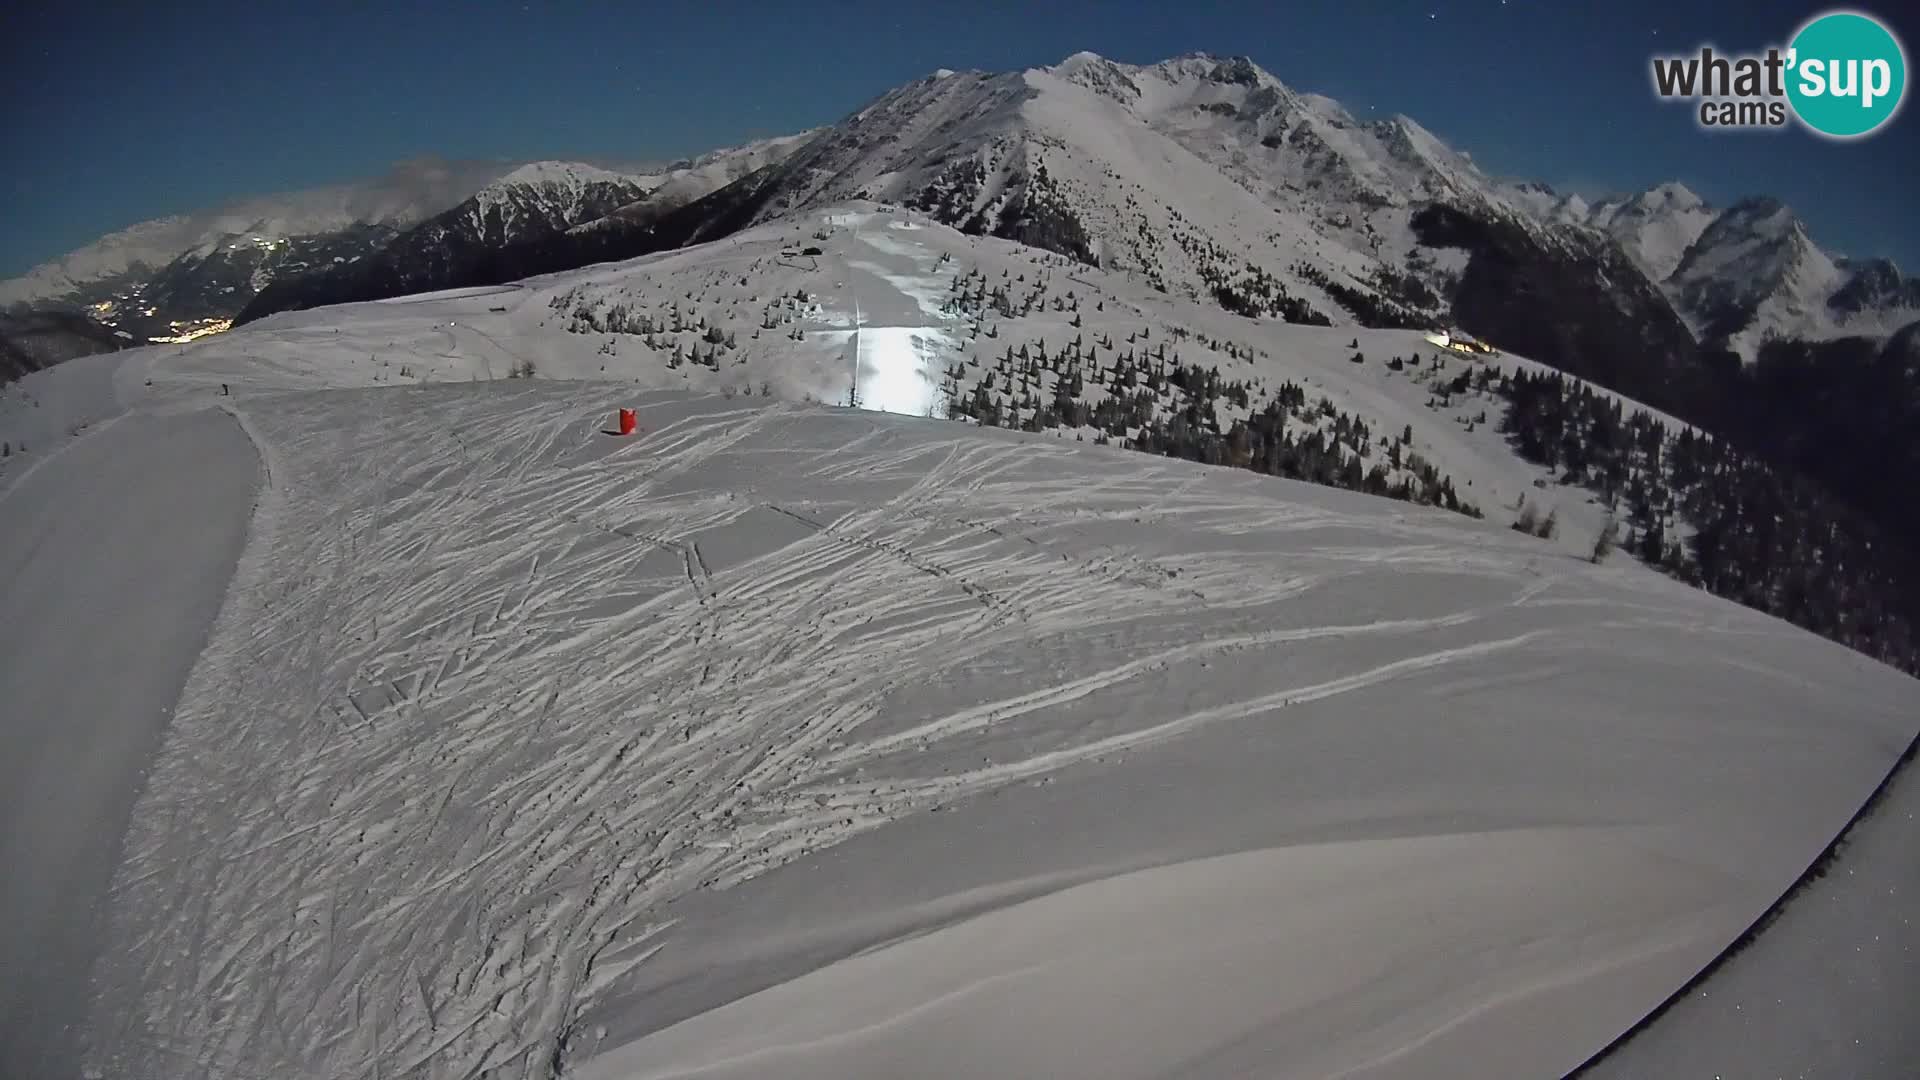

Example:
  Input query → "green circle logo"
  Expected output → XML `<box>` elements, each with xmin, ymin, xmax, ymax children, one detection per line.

<box><xmin>1786</xmin><ymin>10</ymin><xmax>1907</xmax><ymax>138</ymax></box>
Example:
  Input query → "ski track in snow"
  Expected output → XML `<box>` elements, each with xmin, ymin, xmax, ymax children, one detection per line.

<box><xmin>74</xmin><ymin>377</ymin><xmax>1919</xmax><ymax>1080</ymax></box>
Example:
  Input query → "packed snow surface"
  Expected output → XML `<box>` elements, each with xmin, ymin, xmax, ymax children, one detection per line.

<box><xmin>0</xmin><ymin>404</ymin><xmax>257</xmax><ymax>1079</ymax></box>
<box><xmin>1</xmin><ymin>205</ymin><xmax>1915</xmax><ymax>1080</ymax></box>
<box><xmin>1588</xmin><ymin>752</ymin><xmax>1920</xmax><ymax>1080</ymax></box>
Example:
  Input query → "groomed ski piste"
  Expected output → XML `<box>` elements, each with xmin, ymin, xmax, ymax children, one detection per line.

<box><xmin>2</xmin><ymin>206</ymin><xmax>1916</xmax><ymax>1080</ymax></box>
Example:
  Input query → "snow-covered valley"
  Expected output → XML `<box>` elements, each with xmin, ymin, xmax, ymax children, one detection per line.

<box><xmin>2</xmin><ymin>207</ymin><xmax>1917</xmax><ymax>1079</ymax></box>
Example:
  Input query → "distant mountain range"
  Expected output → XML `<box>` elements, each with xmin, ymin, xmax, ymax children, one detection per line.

<box><xmin>0</xmin><ymin>159</ymin><xmax>525</xmax><ymax>340</ymax></box>
<box><xmin>5</xmin><ymin>52</ymin><xmax>1914</xmax><ymax>379</ymax></box>
<box><xmin>1560</xmin><ymin>184</ymin><xmax>1917</xmax><ymax>361</ymax></box>
<box><xmin>0</xmin><ymin>139</ymin><xmax>811</xmax><ymax>346</ymax></box>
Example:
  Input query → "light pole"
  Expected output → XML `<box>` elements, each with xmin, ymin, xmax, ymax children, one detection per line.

<box><xmin>842</xmin><ymin>216</ymin><xmax>862</xmax><ymax>410</ymax></box>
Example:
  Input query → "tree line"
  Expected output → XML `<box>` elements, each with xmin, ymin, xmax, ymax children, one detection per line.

<box><xmin>945</xmin><ymin>335</ymin><xmax>1481</xmax><ymax>519</ymax></box>
<box><xmin>1499</xmin><ymin>367</ymin><xmax>1919</xmax><ymax>674</ymax></box>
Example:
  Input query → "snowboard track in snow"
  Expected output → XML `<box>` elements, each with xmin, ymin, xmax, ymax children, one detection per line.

<box><xmin>72</xmin><ymin>382</ymin><xmax>1920</xmax><ymax>1080</ymax></box>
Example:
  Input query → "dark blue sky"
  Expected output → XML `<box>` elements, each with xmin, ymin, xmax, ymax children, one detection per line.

<box><xmin>4</xmin><ymin>1</ymin><xmax>1915</xmax><ymax>276</ymax></box>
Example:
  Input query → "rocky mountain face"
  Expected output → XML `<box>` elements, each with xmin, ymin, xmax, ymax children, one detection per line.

<box><xmin>1665</xmin><ymin>198</ymin><xmax>1844</xmax><ymax>353</ymax></box>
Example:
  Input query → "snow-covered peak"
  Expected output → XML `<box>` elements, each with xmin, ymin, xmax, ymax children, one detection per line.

<box><xmin>1046</xmin><ymin>50</ymin><xmax>1145</xmax><ymax>102</ymax></box>
<box><xmin>1047</xmin><ymin>51</ymin><xmax>1294</xmax><ymax>104</ymax></box>
<box><xmin>1667</xmin><ymin>196</ymin><xmax>1842</xmax><ymax>357</ymax></box>
<box><xmin>1132</xmin><ymin>52</ymin><xmax>1283</xmax><ymax>93</ymax></box>
<box><xmin>1373</xmin><ymin>114</ymin><xmax>1474</xmax><ymax>173</ymax></box>
<box><xmin>653</xmin><ymin>131</ymin><xmax>818</xmax><ymax>180</ymax></box>
<box><xmin>442</xmin><ymin>161</ymin><xmax>659</xmax><ymax>249</ymax></box>
<box><xmin>1497</xmin><ymin>181</ymin><xmax>1582</xmax><ymax>222</ymax></box>
<box><xmin>1706</xmin><ymin>196</ymin><xmax>1797</xmax><ymax>239</ymax></box>
<box><xmin>1671</xmin><ymin>198</ymin><xmax>1812</xmax><ymax>283</ymax></box>
<box><xmin>1052</xmin><ymin>50</ymin><xmax>1110</xmax><ymax>75</ymax></box>
<box><xmin>469</xmin><ymin>161</ymin><xmax>653</xmax><ymax>235</ymax></box>
<box><xmin>588</xmin><ymin>133</ymin><xmax>817</xmax><ymax>224</ymax></box>
<box><xmin>1294</xmin><ymin>92</ymin><xmax>1352</xmax><ymax>123</ymax></box>
<box><xmin>1636</xmin><ymin>181</ymin><xmax>1705</xmax><ymax>214</ymax></box>
<box><xmin>1583</xmin><ymin>181</ymin><xmax>1721</xmax><ymax>282</ymax></box>
<box><xmin>1825</xmin><ymin>258</ymin><xmax>1920</xmax><ymax>336</ymax></box>
<box><xmin>484</xmin><ymin>161</ymin><xmax>637</xmax><ymax>196</ymax></box>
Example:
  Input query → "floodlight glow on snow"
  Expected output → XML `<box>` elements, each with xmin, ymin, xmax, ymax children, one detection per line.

<box><xmin>857</xmin><ymin>326</ymin><xmax>943</xmax><ymax>417</ymax></box>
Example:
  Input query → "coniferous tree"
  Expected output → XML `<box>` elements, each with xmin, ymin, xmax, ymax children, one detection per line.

<box><xmin>1592</xmin><ymin>513</ymin><xmax>1619</xmax><ymax>563</ymax></box>
<box><xmin>1514</xmin><ymin>499</ymin><xmax>1541</xmax><ymax>535</ymax></box>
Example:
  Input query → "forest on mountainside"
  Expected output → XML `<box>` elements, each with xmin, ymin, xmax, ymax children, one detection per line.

<box><xmin>1497</xmin><ymin>366</ymin><xmax>1919</xmax><ymax>675</ymax></box>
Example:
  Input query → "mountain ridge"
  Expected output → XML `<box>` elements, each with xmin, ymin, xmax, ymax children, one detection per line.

<box><xmin>15</xmin><ymin>51</ymin><xmax>1917</xmax><ymax>371</ymax></box>
<box><xmin>0</xmin><ymin>157</ymin><xmax>523</xmax><ymax>307</ymax></box>
<box><xmin>0</xmin><ymin>140</ymin><xmax>815</xmax><ymax>345</ymax></box>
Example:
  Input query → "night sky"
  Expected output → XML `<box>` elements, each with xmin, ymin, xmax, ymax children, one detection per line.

<box><xmin>3</xmin><ymin>0</ymin><xmax>1915</xmax><ymax>276</ymax></box>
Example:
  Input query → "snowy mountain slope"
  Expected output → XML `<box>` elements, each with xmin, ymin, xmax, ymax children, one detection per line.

<box><xmin>684</xmin><ymin>48</ymin><xmax>1724</xmax><ymax>372</ymax></box>
<box><xmin>7</xmin><ymin>210</ymin><xmax>1916</xmax><ymax>1078</ymax></box>
<box><xmin>13</xmin><ymin>348</ymin><xmax>1906</xmax><ymax>1080</ymax></box>
<box><xmin>15</xmin><ymin>50</ymin><xmax>1912</xmax><ymax>375</ymax></box>
<box><xmin>224</xmin><ymin>204</ymin><xmax>1652</xmax><ymax>553</ymax></box>
<box><xmin>1091</xmin><ymin>52</ymin><xmax>1904</xmax><ymax>366</ymax></box>
<box><xmin>175</xmin><ymin>50</ymin><xmax>1908</xmax><ymax>383</ymax></box>
<box><xmin>587</xmin><ymin>132</ymin><xmax>822</xmax><ymax>226</ymax></box>
<box><xmin>1064</xmin><ymin>52</ymin><xmax>1545</xmax><ymax>257</ymax></box>
<box><xmin>191</xmin><ymin>204</ymin><xmax>1920</xmax><ymax>696</ymax></box>
<box><xmin>1665</xmin><ymin>197</ymin><xmax>1848</xmax><ymax>358</ymax></box>
<box><xmin>756</xmin><ymin>51</ymin><xmax>1568</xmax><ymax>281</ymax></box>
<box><xmin>534</xmin><ymin>54</ymin><xmax>1727</xmax><ymax>390</ymax></box>
<box><xmin>224</xmin><ymin>206</ymin><xmax>1920</xmax><ymax>680</ymax></box>
<box><xmin>476</xmin><ymin>161</ymin><xmax>643</xmax><ymax>213</ymax></box>
<box><xmin>638</xmin><ymin>57</ymin><xmax>1405</xmax><ymax>323</ymax></box>
<box><xmin>1563</xmin><ymin>185</ymin><xmax>1918</xmax><ymax>361</ymax></box>
<box><xmin>1585</xmin><ymin>182</ymin><xmax>1718</xmax><ymax>282</ymax></box>
<box><xmin>1829</xmin><ymin>256</ymin><xmax>1920</xmax><ymax>326</ymax></box>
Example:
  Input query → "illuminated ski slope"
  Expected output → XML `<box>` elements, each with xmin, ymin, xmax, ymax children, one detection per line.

<box><xmin>199</xmin><ymin>203</ymin><xmax>1651</xmax><ymax>552</ymax></box>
